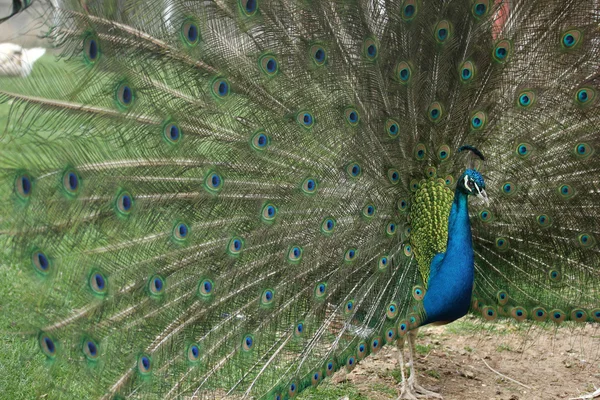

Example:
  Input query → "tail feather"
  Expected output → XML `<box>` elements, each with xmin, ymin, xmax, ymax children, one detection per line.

<box><xmin>0</xmin><ymin>0</ymin><xmax>599</xmax><ymax>398</ymax></box>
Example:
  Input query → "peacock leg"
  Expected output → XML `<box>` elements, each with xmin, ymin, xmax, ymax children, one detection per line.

<box><xmin>396</xmin><ymin>337</ymin><xmax>418</xmax><ymax>400</ymax></box>
<box><xmin>406</xmin><ymin>329</ymin><xmax>443</xmax><ymax>399</ymax></box>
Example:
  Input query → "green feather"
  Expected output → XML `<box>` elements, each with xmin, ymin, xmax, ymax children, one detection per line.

<box><xmin>0</xmin><ymin>0</ymin><xmax>599</xmax><ymax>398</ymax></box>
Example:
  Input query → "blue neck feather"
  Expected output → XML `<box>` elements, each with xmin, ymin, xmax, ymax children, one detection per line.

<box><xmin>422</xmin><ymin>187</ymin><xmax>475</xmax><ymax>325</ymax></box>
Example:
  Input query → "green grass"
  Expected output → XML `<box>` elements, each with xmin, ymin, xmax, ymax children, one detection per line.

<box><xmin>426</xmin><ymin>369</ymin><xmax>441</xmax><ymax>379</ymax></box>
<box><xmin>415</xmin><ymin>343</ymin><xmax>432</xmax><ymax>355</ymax></box>
<box><xmin>0</xmin><ymin>54</ymin><xmax>68</xmax><ymax>132</ymax></box>
<box><xmin>297</xmin><ymin>381</ymin><xmax>370</xmax><ymax>400</ymax></box>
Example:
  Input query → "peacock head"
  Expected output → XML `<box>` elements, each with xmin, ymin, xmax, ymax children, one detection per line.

<box><xmin>458</xmin><ymin>169</ymin><xmax>488</xmax><ymax>204</ymax></box>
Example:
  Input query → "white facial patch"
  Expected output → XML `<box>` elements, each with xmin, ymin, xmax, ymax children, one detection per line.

<box><xmin>463</xmin><ymin>175</ymin><xmax>472</xmax><ymax>192</ymax></box>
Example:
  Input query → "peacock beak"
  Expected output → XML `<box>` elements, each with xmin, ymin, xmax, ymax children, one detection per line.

<box><xmin>477</xmin><ymin>189</ymin><xmax>489</xmax><ymax>206</ymax></box>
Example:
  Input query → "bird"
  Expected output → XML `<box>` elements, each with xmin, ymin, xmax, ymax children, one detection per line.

<box><xmin>0</xmin><ymin>0</ymin><xmax>599</xmax><ymax>399</ymax></box>
<box><xmin>0</xmin><ymin>43</ymin><xmax>46</xmax><ymax>77</ymax></box>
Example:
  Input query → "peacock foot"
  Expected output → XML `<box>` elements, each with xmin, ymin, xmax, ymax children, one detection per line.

<box><xmin>411</xmin><ymin>381</ymin><xmax>443</xmax><ymax>399</ymax></box>
<box><xmin>397</xmin><ymin>374</ymin><xmax>443</xmax><ymax>399</ymax></box>
<box><xmin>398</xmin><ymin>381</ymin><xmax>418</xmax><ymax>400</ymax></box>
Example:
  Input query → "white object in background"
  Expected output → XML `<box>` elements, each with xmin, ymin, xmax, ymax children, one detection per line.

<box><xmin>0</xmin><ymin>43</ymin><xmax>46</xmax><ymax>77</ymax></box>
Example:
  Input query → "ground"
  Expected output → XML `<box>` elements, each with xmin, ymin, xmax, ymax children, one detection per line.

<box><xmin>298</xmin><ymin>316</ymin><xmax>600</xmax><ymax>400</ymax></box>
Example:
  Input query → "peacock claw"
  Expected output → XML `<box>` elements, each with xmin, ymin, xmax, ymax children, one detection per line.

<box><xmin>398</xmin><ymin>382</ymin><xmax>419</xmax><ymax>400</ymax></box>
<box><xmin>413</xmin><ymin>383</ymin><xmax>443</xmax><ymax>399</ymax></box>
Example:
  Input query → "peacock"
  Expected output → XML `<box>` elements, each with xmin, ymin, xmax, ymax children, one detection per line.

<box><xmin>0</xmin><ymin>0</ymin><xmax>599</xmax><ymax>399</ymax></box>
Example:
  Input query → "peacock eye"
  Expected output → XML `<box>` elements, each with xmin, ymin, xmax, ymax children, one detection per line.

<box><xmin>468</xmin><ymin>180</ymin><xmax>475</xmax><ymax>188</ymax></box>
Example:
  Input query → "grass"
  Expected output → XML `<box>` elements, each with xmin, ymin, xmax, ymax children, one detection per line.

<box><xmin>415</xmin><ymin>343</ymin><xmax>432</xmax><ymax>355</ymax></box>
<box><xmin>426</xmin><ymin>369</ymin><xmax>441</xmax><ymax>379</ymax></box>
<box><xmin>297</xmin><ymin>382</ymin><xmax>369</xmax><ymax>400</ymax></box>
<box><xmin>496</xmin><ymin>343</ymin><xmax>512</xmax><ymax>352</ymax></box>
<box><xmin>0</xmin><ymin>54</ymin><xmax>67</xmax><ymax>131</ymax></box>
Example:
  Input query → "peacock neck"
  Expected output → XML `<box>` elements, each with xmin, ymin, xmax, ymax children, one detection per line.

<box><xmin>446</xmin><ymin>189</ymin><xmax>473</xmax><ymax>261</ymax></box>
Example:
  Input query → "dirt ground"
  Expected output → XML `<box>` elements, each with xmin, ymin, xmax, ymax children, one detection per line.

<box><xmin>326</xmin><ymin>317</ymin><xmax>600</xmax><ymax>400</ymax></box>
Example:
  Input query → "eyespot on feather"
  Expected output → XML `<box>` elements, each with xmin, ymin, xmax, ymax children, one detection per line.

<box><xmin>39</xmin><ymin>332</ymin><xmax>57</xmax><ymax>358</ymax></box>
<box><xmin>482</xmin><ymin>306</ymin><xmax>497</xmax><ymax>321</ymax></box>
<box><xmin>437</xmin><ymin>145</ymin><xmax>451</xmax><ymax>162</ymax></box>
<box><xmin>242</xmin><ymin>334</ymin><xmax>255</xmax><ymax>351</ymax></box>
<box><xmin>363</xmin><ymin>37</ymin><xmax>379</xmax><ymax>60</ymax></box>
<box><xmin>173</xmin><ymin>222</ymin><xmax>189</xmax><ymax>241</ymax></box>
<box><xmin>401</xmin><ymin>0</ymin><xmax>418</xmax><ymax>21</ymax></box>
<box><xmin>251</xmin><ymin>130</ymin><xmax>269</xmax><ymax>150</ymax></box>
<box><xmin>314</xmin><ymin>282</ymin><xmax>327</xmax><ymax>299</ymax></box>
<box><xmin>212</xmin><ymin>78</ymin><xmax>230</xmax><ymax>98</ymax></box>
<box><xmin>435</xmin><ymin>20</ymin><xmax>451</xmax><ymax>43</ymax></box>
<box><xmin>321</xmin><ymin>217</ymin><xmax>336</xmax><ymax>235</ymax></box>
<box><xmin>500</xmin><ymin>181</ymin><xmax>517</xmax><ymax>196</ymax></box>
<box><xmin>479</xmin><ymin>209</ymin><xmax>493</xmax><ymax>222</ymax></box>
<box><xmin>561</xmin><ymin>29</ymin><xmax>582</xmax><ymax>49</ymax></box>
<box><xmin>370</xmin><ymin>336</ymin><xmax>382</xmax><ymax>353</ymax></box>
<box><xmin>427</xmin><ymin>102</ymin><xmax>443</xmax><ymax>122</ymax></box>
<box><xmin>187</xmin><ymin>343</ymin><xmax>201</xmax><ymax>362</ymax></box>
<box><xmin>414</xmin><ymin>143</ymin><xmax>427</xmax><ymax>160</ymax></box>
<box><xmin>496</xmin><ymin>291</ymin><xmax>508</xmax><ymax>305</ymax></box>
<box><xmin>459</xmin><ymin>61</ymin><xmax>475</xmax><ymax>82</ymax></box>
<box><xmin>385</xmin><ymin>327</ymin><xmax>397</xmax><ymax>344</ymax></box>
<box><xmin>550</xmin><ymin>309</ymin><xmax>566</xmax><ymax>324</ymax></box>
<box><xmin>310</xmin><ymin>45</ymin><xmax>326</xmax><ymax>66</ymax></box>
<box><xmin>574</xmin><ymin>143</ymin><xmax>593</xmax><ymax>159</ymax></box>
<box><xmin>297</xmin><ymin>111</ymin><xmax>314</xmax><ymax>128</ymax></box>
<box><xmin>511</xmin><ymin>307</ymin><xmax>527</xmax><ymax>322</ymax></box>
<box><xmin>89</xmin><ymin>270</ymin><xmax>108</xmax><ymax>295</ymax></box>
<box><xmin>394</xmin><ymin>61</ymin><xmax>412</xmax><ymax>84</ymax></box>
<box><xmin>515</xmin><ymin>143</ymin><xmax>533</xmax><ymax>157</ymax></box>
<box><xmin>228</xmin><ymin>237</ymin><xmax>244</xmax><ymax>255</ymax></box>
<box><xmin>344</xmin><ymin>107</ymin><xmax>360</xmax><ymax>126</ymax></box>
<box><xmin>557</xmin><ymin>184</ymin><xmax>575</xmax><ymax>200</ymax></box>
<box><xmin>115</xmin><ymin>82</ymin><xmax>134</xmax><ymax>109</ymax></box>
<box><xmin>362</xmin><ymin>204</ymin><xmax>375</xmax><ymax>218</ymax></box>
<box><xmin>517</xmin><ymin>90</ymin><xmax>536</xmax><ymax>108</ymax></box>
<box><xmin>412</xmin><ymin>285</ymin><xmax>425</xmax><ymax>301</ymax></box>
<box><xmin>532</xmin><ymin>307</ymin><xmax>548</xmax><ymax>322</ymax></box>
<box><xmin>470</xmin><ymin>111</ymin><xmax>487</xmax><ymax>130</ymax></box>
<box><xmin>386</xmin><ymin>302</ymin><xmax>399</xmax><ymax>319</ymax></box>
<box><xmin>344</xmin><ymin>248</ymin><xmax>358</xmax><ymax>262</ymax></box>
<box><xmin>536</xmin><ymin>214</ymin><xmax>552</xmax><ymax>228</ymax></box>
<box><xmin>204</xmin><ymin>171</ymin><xmax>223</xmax><ymax>193</ymax></box>
<box><xmin>148</xmin><ymin>275</ymin><xmax>165</xmax><ymax>296</ymax></box>
<box><xmin>571</xmin><ymin>309</ymin><xmax>587</xmax><ymax>322</ymax></box>
<box><xmin>287</xmin><ymin>246</ymin><xmax>303</xmax><ymax>262</ymax></box>
<box><xmin>115</xmin><ymin>191</ymin><xmax>133</xmax><ymax>215</ymax></box>
<box><xmin>575</xmin><ymin>87</ymin><xmax>595</xmax><ymax>106</ymax></box>
<box><xmin>397</xmin><ymin>320</ymin><xmax>409</xmax><ymax>337</ymax></box>
<box><xmin>32</xmin><ymin>251</ymin><xmax>51</xmax><ymax>275</ymax></box>
<box><xmin>259</xmin><ymin>54</ymin><xmax>278</xmax><ymax>76</ymax></box>
<box><xmin>472</xmin><ymin>1</ymin><xmax>490</xmax><ymax>18</ymax></box>
<box><xmin>163</xmin><ymin>122</ymin><xmax>182</xmax><ymax>144</ymax></box>
<box><xmin>15</xmin><ymin>173</ymin><xmax>33</xmax><ymax>199</ymax></box>
<box><xmin>578</xmin><ymin>233</ymin><xmax>595</xmax><ymax>248</ymax></box>
<box><xmin>83</xmin><ymin>34</ymin><xmax>100</xmax><ymax>63</ymax></box>
<box><xmin>347</xmin><ymin>163</ymin><xmax>362</xmax><ymax>178</ymax></box>
<box><xmin>301</xmin><ymin>178</ymin><xmax>318</xmax><ymax>194</ymax></box>
<box><xmin>356</xmin><ymin>341</ymin><xmax>367</xmax><ymax>360</ymax></box>
<box><xmin>239</xmin><ymin>0</ymin><xmax>258</xmax><ymax>16</ymax></box>
<box><xmin>493</xmin><ymin>39</ymin><xmax>512</xmax><ymax>63</ymax></box>
<box><xmin>385</xmin><ymin>118</ymin><xmax>400</xmax><ymax>137</ymax></box>
<box><xmin>137</xmin><ymin>354</ymin><xmax>152</xmax><ymax>375</ymax></box>
<box><xmin>181</xmin><ymin>20</ymin><xmax>200</xmax><ymax>46</ymax></box>
<box><xmin>397</xmin><ymin>198</ymin><xmax>409</xmax><ymax>212</ymax></box>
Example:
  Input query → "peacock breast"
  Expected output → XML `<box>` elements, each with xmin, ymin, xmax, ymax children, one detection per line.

<box><xmin>409</xmin><ymin>177</ymin><xmax>454</xmax><ymax>287</ymax></box>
